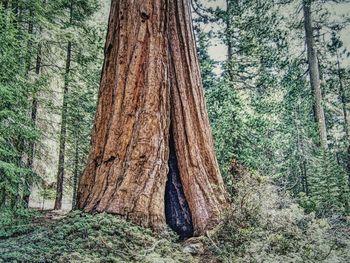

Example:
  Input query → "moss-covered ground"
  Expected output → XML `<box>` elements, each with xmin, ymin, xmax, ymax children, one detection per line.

<box><xmin>0</xmin><ymin>211</ymin><xmax>197</xmax><ymax>263</ymax></box>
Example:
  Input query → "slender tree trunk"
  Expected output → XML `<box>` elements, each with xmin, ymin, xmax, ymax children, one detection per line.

<box><xmin>303</xmin><ymin>0</ymin><xmax>328</xmax><ymax>150</ymax></box>
<box><xmin>29</xmin><ymin>44</ymin><xmax>42</xmax><ymax>164</ymax></box>
<box><xmin>54</xmin><ymin>0</ymin><xmax>73</xmax><ymax>210</ymax></box>
<box><xmin>54</xmin><ymin>41</ymin><xmax>72</xmax><ymax>210</ymax></box>
<box><xmin>10</xmin><ymin>0</ymin><xmax>22</xmax><ymax>208</ymax></box>
<box><xmin>226</xmin><ymin>0</ymin><xmax>238</xmax><ymax>84</ymax></box>
<box><xmin>297</xmin><ymin>129</ymin><xmax>309</xmax><ymax>196</ymax></box>
<box><xmin>294</xmin><ymin>108</ymin><xmax>309</xmax><ymax>195</ymax></box>
<box><xmin>24</xmin><ymin>44</ymin><xmax>42</xmax><ymax>206</ymax></box>
<box><xmin>72</xmin><ymin>127</ymin><xmax>80</xmax><ymax>209</ymax></box>
<box><xmin>22</xmin><ymin>9</ymin><xmax>34</xmax><ymax>207</ymax></box>
<box><xmin>300</xmin><ymin>136</ymin><xmax>309</xmax><ymax>196</ymax></box>
<box><xmin>25</xmin><ymin>8</ymin><xmax>34</xmax><ymax>73</ymax></box>
<box><xmin>78</xmin><ymin>0</ymin><xmax>227</xmax><ymax>236</ymax></box>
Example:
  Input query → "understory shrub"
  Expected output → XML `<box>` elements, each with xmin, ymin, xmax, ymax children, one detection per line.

<box><xmin>207</xmin><ymin>164</ymin><xmax>350</xmax><ymax>263</ymax></box>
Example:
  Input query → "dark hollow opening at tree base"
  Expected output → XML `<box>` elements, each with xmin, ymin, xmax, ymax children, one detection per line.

<box><xmin>165</xmin><ymin>130</ymin><xmax>194</xmax><ymax>239</ymax></box>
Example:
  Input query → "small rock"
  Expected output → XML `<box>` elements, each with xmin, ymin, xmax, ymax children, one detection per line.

<box><xmin>183</xmin><ymin>242</ymin><xmax>204</xmax><ymax>255</ymax></box>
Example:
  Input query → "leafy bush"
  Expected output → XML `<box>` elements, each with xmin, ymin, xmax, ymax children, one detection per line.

<box><xmin>206</xmin><ymin>166</ymin><xmax>350</xmax><ymax>263</ymax></box>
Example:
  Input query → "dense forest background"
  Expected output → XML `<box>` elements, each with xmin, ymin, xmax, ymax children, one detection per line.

<box><xmin>1</xmin><ymin>0</ymin><xmax>350</xmax><ymax>262</ymax></box>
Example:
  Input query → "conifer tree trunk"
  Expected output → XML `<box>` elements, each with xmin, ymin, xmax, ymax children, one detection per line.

<box><xmin>54</xmin><ymin>0</ymin><xmax>73</xmax><ymax>210</ymax></box>
<box><xmin>72</xmin><ymin>128</ymin><xmax>80</xmax><ymax>209</ymax></box>
<box><xmin>303</xmin><ymin>0</ymin><xmax>328</xmax><ymax>150</ymax></box>
<box><xmin>23</xmin><ymin>8</ymin><xmax>35</xmax><ymax>206</ymax></box>
<box><xmin>77</xmin><ymin>0</ymin><xmax>227</xmax><ymax>236</ymax></box>
<box><xmin>24</xmin><ymin>44</ymin><xmax>42</xmax><ymax>206</ymax></box>
<box><xmin>225</xmin><ymin>0</ymin><xmax>238</xmax><ymax>84</ymax></box>
<box><xmin>295</xmin><ymin>108</ymin><xmax>309</xmax><ymax>195</ymax></box>
<box><xmin>54</xmin><ymin>40</ymin><xmax>72</xmax><ymax>210</ymax></box>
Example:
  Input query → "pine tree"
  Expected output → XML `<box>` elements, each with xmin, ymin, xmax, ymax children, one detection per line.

<box><xmin>0</xmin><ymin>3</ymin><xmax>39</xmax><ymax>208</ymax></box>
<box><xmin>303</xmin><ymin>0</ymin><xmax>328</xmax><ymax>150</ymax></box>
<box><xmin>53</xmin><ymin>0</ymin><xmax>99</xmax><ymax>210</ymax></box>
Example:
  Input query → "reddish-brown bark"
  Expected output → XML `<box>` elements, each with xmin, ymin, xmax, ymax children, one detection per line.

<box><xmin>77</xmin><ymin>0</ymin><xmax>227</xmax><ymax>236</ymax></box>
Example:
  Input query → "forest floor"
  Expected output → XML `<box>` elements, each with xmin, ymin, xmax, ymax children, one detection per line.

<box><xmin>0</xmin><ymin>211</ymin><xmax>212</xmax><ymax>263</ymax></box>
<box><xmin>1</xmin><ymin>174</ymin><xmax>350</xmax><ymax>263</ymax></box>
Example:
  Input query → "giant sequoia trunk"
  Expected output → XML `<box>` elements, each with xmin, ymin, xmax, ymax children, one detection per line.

<box><xmin>77</xmin><ymin>0</ymin><xmax>227</xmax><ymax>237</ymax></box>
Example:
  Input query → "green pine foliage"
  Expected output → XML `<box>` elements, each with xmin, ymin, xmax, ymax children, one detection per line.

<box><xmin>205</xmin><ymin>78</ymin><xmax>254</xmax><ymax>179</ymax></box>
<box><xmin>64</xmin><ymin>23</ymin><xmax>105</xmax><ymax>206</ymax></box>
<box><xmin>0</xmin><ymin>0</ymin><xmax>105</xmax><ymax>214</ymax></box>
<box><xmin>0</xmin><ymin>5</ymin><xmax>40</xmax><ymax>209</ymax></box>
<box><xmin>197</xmin><ymin>0</ymin><xmax>350</xmax><ymax>217</ymax></box>
<box><xmin>58</xmin><ymin>0</ymin><xmax>105</xmax><ymax>204</ymax></box>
